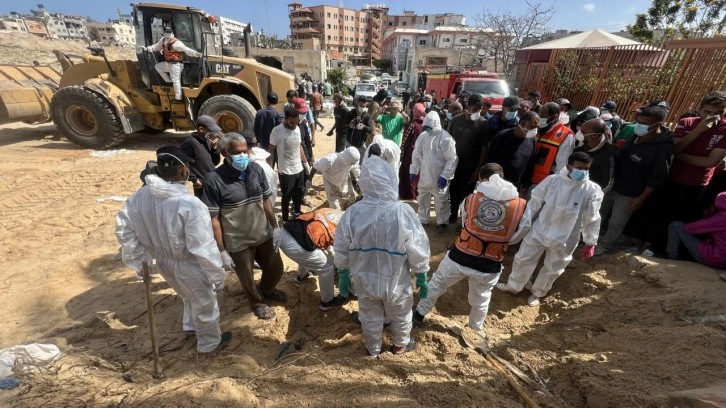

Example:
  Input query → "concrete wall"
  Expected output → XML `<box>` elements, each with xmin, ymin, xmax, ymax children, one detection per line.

<box><xmin>237</xmin><ymin>47</ymin><xmax>328</xmax><ymax>82</ymax></box>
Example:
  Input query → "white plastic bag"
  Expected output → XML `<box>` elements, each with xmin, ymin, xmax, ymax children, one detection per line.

<box><xmin>0</xmin><ymin>343</ymin><xmax>61</xmax><ymax>379</ymax></box>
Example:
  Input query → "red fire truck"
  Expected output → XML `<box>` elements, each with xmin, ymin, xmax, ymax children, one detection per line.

<box><xmin>425</xmin><ymin>70</ymin><xmax>510</xmax><ymax>111</ymax></box>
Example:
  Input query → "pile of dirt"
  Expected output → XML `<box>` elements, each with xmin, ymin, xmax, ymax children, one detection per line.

<box><xmin>0</xmin><ymin>116</ymin><xmax>724</xmax><ymax>407</ymax></box>
<box><xmin>0</xmin><ymin>31</ymin><xmax>136</xmax><ymax>71</ymax></box>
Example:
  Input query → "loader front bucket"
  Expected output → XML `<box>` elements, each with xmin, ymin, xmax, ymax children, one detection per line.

<box><xmin>0</xmin><ymin>64</ymin><xmax>61</xmax><ymax>125</ymax></box>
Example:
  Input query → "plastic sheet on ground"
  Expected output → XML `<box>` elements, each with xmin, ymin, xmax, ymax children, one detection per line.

<box><xmin>90</xmin><ymin>149</ymin><xmax>134</xmax><ymax>158</ymax></box>
<box><xmin>96</xmin><ymin>196</ymin><xmax>127</xmax><ymax>203</ymax></box>
<box><xmin>0</xmin><ymin>343</ymin><xmax>61</xmax><ymax>379</ymax></box>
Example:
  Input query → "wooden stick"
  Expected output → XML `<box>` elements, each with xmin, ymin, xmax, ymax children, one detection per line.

<box><xmin>485</xmin><ymin>354</ymin><xmax>538</xmax><ymax>408</ymax></box>
<box><xmin>142</xmin><ymin>262</ymin><xmax>165</xmax><ymax>379</ymax></box>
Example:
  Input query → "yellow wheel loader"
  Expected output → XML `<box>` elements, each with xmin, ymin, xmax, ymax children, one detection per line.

<box><xmin>0</xmin><ymin>3</ymin><xmax>294</xmax><ymax>149</ymax></box>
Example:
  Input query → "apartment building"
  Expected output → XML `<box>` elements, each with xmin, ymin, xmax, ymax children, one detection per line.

<box><xmin>30</xmin><ymin>7</ymin><xmax>88</xmax><ymax>40</ymax></box>
<box><xmin>212</xmin><ymin>16</ymin><xmax>249</xmax><ymax>46</ymax></box>
<box><xmin>0</xmin><ymin>15</ymin><xmax>28</xmax><ymax>32</ymax></box>
<box><xmin>87</xmin><ymin>20</ymin><xmax>135</xmax><ymax>45</ymax></box>
<box><xmin>288</xmin><ymin>2</ymin><xmax>386</xmax><ymax>66</ymax></box>
<box><xmin>384</xmin><ymin>11</ymin><xmax>465</xmax><ymax>31</ymax></box>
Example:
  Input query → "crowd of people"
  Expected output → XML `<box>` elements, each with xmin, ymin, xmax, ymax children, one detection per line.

<box><xmin>115</xmin><ymin>84</ymin><xmax>726</xmax><ymax>356</ymax></box>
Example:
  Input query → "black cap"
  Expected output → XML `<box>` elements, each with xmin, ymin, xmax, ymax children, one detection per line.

<box><xmin>556</xmin><ymin>98</ymin><xmax>572</xmax><ymax>108</ymax></box>
<box><xmin>357</xmin><ymin>95</ymin><xmax>368</xmax><ymax>102</ymax></box>
<box><xmin>503</xmin><ymin>96</ymin><xmax>521</xmax><ymax>110</ymax></box>
<box><xmin>156</xmin><ymin>145</ymin><xmax>191</xmax><ymax>167</ymax></box>
<box><xmin>195</xmin><ymin>115</ymin><xmax>221</xmax><ymax>132</ymax></box>
<box><xmin>162</xmin><ymin>25</ymin><xmax>172</xmax><ymax>32</ymax></box>
<box><xmin>646</xmin><ymin>100</ymin><xmax>669</xmax><ymax>111</ymax></box>
<box><xmin>267</xmin><ymin>92</ymin><xmax>279</xmax><ymax>104</ymax></box>
<box><xmin>467</xmin><ymin>94</ymin><xmax>482</xmax><ymax>107</ymax></box>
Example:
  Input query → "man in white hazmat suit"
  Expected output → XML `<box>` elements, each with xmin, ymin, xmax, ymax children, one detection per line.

<box><xmin>497</xmin><ymin>151</ymin><xmax>603</xmax><ymax>306</ymax></box>
<box><xmin>242</xmin><ymin>132</ymin><xmax>277</xmax><ymax>207</ymax></box>
<box><xmin>364</xmin><ymin>134</ymin><xmax>401</xmax><ymax>176</ymax></box>
<box><xmin>414</xmin><ymin>164</ymin><xmax>526</xmax><ymax>335</ymax></box>
<box><xmin>116</xmin><ymin>146</ymin><xmax>231</xmax><ymax>353</ymax></box>
<box><xmin>334</xmin><ymin>156</ymin><xmax>431</xmax><ymax>357</ymax></box>
<box><xmin>410</xmin><ymin>111</ymin><xmax>458</xmax><ymax>233</ymax></box>
<box><xmin>307</xmin><ymin>147</ymin><xmax>360</xmax><ymax>210</ymax></box>
<box><xmin>145</xmin><ymin>26</ymin><xmax>202</xmax><ymax>101</ymax></box>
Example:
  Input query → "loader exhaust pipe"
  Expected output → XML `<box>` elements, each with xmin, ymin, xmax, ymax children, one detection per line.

<box><xmin>244</xmin><ymin>24</ymin><xmax>252</xmax><ymax>58</ymax></box>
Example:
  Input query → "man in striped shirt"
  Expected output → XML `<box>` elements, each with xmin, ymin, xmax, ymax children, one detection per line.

<box><xmin>202</xmin><ymin>133</ymin><xmax>286</xmax><ymax>320</ymax></box>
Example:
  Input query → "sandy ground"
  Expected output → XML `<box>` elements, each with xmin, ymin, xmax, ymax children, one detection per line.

<box><xmin>1</xmin><ymin>33</ymin><xmax>726</xmax><ymax>408</ymax></box>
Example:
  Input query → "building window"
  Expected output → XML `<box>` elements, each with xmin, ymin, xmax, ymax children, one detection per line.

<box><xmin>327</xmin><ymin>12</ymin><xmax>331</xmax><ymax>17</ymax></box>
<box><xmin>338</xmin><ymin>46</ymin><xmax>343</xmax><ymax>52</ymax></box>
<box><xmin>388</xmin><ymin>22</ymin><xmax>392</xmax><ymax>26</ymax></box>
<box><xmin>419</xmin><ymin>40</ymin><xmax>426</xmax><ymax>45</ymax></box>
<box><xmin>327</xmin><ymin>24</ymin><xmax>331</xmax><ymax>29</ymax></box>
<box><xmin>327</xmin><ymin>35</ymin><xmax>331</xmax><ymax>40</ymax></box>
<box><xmin>443</xmin><ymin>38</ymin><xmax>451</xmax><ymax>42</ymax></box>
<box><xmin>460</xmin><ymin>38</ymin><xmax>467</xmax><ymax>43</ymax></box>
<box><xmin>424</xmin><ymin>16</ymin><xmax>429</xmax><ymax>23</ymax></box>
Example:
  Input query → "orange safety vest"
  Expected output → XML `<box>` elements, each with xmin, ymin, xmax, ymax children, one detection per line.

<box><xmin>295</xmin><ymin>208</ymin><xmax>343</xmax><ymax>250</ymax></box>
<box><xmin>454</xmin><ymin>192</ymin><xmax>526</xmax><ymax>262</ymax></box>
<box><xmin>163</xmin><ymin>38</ymin><xmax>183</xmax><ymax>62</ymax></box>
<box><xmin>531</xmin><ymin>122</ymin><xmax>572</xmax><ymax>184</ymax></box>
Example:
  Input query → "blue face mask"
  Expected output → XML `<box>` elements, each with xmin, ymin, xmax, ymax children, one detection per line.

<box><xmin>446</xmin><ymin>112</ymin><xmax>453</xmax><ymax>120</ymax></box>
<box><xmin>633</xmin><ymin>123</ymin><xmax>650</xmax><ymax>136</ymax></box>
<box><xmin>230</xmin><ymin>153</ymin><xmax>249</xmax><ymax>171</ymax></box>
<box><xmin>570</xmin><ymin>168</ymin><xmax>589</xmax><ymax>181</ymax></box>
<box><xmin>505</xmin><ymin>111</ymin><xmax>518</xmax><ymax>121</ymax></box>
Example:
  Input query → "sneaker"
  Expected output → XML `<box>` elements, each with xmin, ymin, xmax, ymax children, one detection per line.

<box><xmin>436</xmin><ymin>224</ymin><xmax>447</xmax><ymax>233</ymax></box>
<box><xmin>527</xmin><ymin>295</ymin><xmax>541</xmax><ymax>306</ymax></box>
<box><xmin>641</xmin><ymin>249</ymin><xmax>655</xmax><ymax>257</ymax></box>
<box><xmin>296</xmin><ymin>271</ymin><xmax>314</xmax><ymax>284</ymax></box>
<box><xmin>495</xmin><ymin>282</ymin><xmax>519</xmax><ymax>294</ymax></box>
<box><xmin>412</xmin><ymin>309</ymin><xmax>425</xmax><ymax>325</ymax></box>
<box><xmin>391</xmin><ymin>339</ymin><xmax>416</xmax><ymax>355</ymax></box>
<box><xmin>319</xmin><ymin>295</ymin><xmax>348</xmax><ymax>311</ymax></box>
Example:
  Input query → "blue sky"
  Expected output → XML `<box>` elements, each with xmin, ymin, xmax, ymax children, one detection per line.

<box><xmin>5</xmin><ymin>1</ymin><xmax>652</xmax><ymax>37</ymax></box>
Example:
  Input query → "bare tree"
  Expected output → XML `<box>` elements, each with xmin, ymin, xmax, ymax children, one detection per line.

<box><xmin>473</xmin><ymin>2</ymin><xmax>556</xmax><ymax>78</ymax></box>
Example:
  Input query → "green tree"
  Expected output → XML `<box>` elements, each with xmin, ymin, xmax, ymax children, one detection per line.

<box><xmin>627</xmin><ymin>0</ymin><xmax>726</xmax><ymax>44</ymax></box>
<box><xmin>372</xmin><ymin>59</ymin><xmax>391</xmax><ymax>72</ymax></box>
<box><xmin>327</xmin><ymin>68</ymin><xmax>347</xmax><ymax>89</ymax></box>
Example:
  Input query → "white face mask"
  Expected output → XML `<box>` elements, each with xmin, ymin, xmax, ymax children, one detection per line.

<box><xmin>526</xmin><ymin>128</ymin><xmax>537</xmax><ymax>139</ymax></box>
<box><xmin>356</xmin><ymin>106</ymin><xmax>365</xmax><ymax>113</ymax></box>
<box><xmin>559</xmin><ymin>112</ymin><xmax>570</xmax><ymax>124</ymax></box>
<box><xmin>425</xmin><ymin>101</ymin><xmax>432</xmax><ymax>108</ymax></box>
<box><xmin>538</xmin><ymin>118</ymin><xmax>550</xmax><ymax>128</ymax></box>
<box><xmin>470</xmin><ymin>112</ymin><xmax>480</xmax><ymax>121</ymax></box>
<box><xmin>298</xmin><ymin>114</ymin><xmax>306</xmax><ymax>122</ymax></box>
<box><xmin>575</xmin><ymin>130</ymin><xmax>585</xmax><ymax>143</ymax></box>
<box><xmin>164</xmin><ymin>33</ymin><xmax>172</xmax><ymax>39</ymax></box>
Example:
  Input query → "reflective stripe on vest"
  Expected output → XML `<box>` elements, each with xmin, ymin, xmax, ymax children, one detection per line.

<box><xmin>163</xmin><ymin>38</ymin><xmax>183</xmax><ymax>62</ymax></box>
<box><xmin>532</xmin><ymin>123</ymin><xmax>571</xmax><ymax>184</ymax></box>
<box><xmin>454</xmin><ymin>192</ymin><xmax>526</xmax><ymax>262</ymax></box>
<box><xmin>297</xmin><ymin>208</ymin><xmax>343</xmax><ymax>249</ymax></box>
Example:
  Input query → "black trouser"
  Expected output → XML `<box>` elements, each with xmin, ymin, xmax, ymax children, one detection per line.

<box><xmin>449</xmin><ymin>166</ymin><xmax>475</xmax><ymax>223</ymax></box>
<box><xmin>279</xmin><ymin>171</ymin><xmax>305</xmax><ymax>221</ymax></box>
<box><xmin>626</xmin><ymin>181</ymin><xmax>705</xmax><ymax>253</ymax></box>
<box><xmin>335</xmin><ymin>131</ymin><xmax>346</xmax><ymax>153</ymax></box>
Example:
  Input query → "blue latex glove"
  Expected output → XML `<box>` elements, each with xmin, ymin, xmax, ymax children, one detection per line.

<box><xmin>410</xmin><ymin>173</ymin><xmax>417</xmax><ymax>183</ymax></box>
<box><xmin>437</xmin><ymin>177</ymin><xmax>448</xmax><ymax>189</ymax></box>
<box><xmin>415</xmin><ymin>272</ymin><xmax>428</xmax><ymax>299</ymax></box>
<box><xmin>337</xmin><ymin>268</ymin><xmax>351</xmax><ymax>298</ymax></box>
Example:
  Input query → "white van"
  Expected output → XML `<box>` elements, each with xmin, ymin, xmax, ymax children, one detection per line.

<box><xmin>354</xmin><ymin>82</ymin><xmax>377</xmax><ymax>100</ymax></box>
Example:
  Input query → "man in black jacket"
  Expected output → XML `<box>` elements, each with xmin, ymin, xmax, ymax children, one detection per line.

<box><xmin>326</xmin><ymin>93</ymin><xmax>349</xmax><ymax>152</ymax></box>
<box><xmin>254</xmin><ymin>92</ymin><xmax>282</xmax><ymax>150</ymax></box>
<box><xmin>180</xmin><ymin>115</ymin><xmax>222</xmax><ymax>197</ymax></box>
<box><xmin>486</xmin><ymin>111</ymin><xmax>539</xmax><ymax>188</ymax></box>
<box><xmin>574</xmin><ymin>118</ymin><xmax>615</xmax><ymax>193</ymax></box>
<box><xmin>601</xmin><ymin>107</ymin><xmax>673</xmax><ymax>249</ymax></box>
<box><xmin>344</xmin><ymin>96</ymin><xmax>373</xmax><ymax>157</ymax></box>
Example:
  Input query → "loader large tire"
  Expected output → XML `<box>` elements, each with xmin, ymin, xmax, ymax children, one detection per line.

<box><xmin>198</xmin><ymin>95</ymin><xmax>255</xmax><ymax>134</ymax></box>
<box><xmin>51</xmin><ymin>86</ymin><xmax>126</xmax><ymax>149</ymax></box>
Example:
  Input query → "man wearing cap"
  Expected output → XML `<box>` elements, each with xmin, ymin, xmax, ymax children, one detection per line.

<box><xmin>600</xmin><ymin>100</ymin><xmax>623</xmax><ymax>136</ymax></box>
<box><xmin>556</xmin><ymin>98</ymin><xmax>577</xmax><ymax>124</ymax></box>
<box><xmin>204</xmin><ymin>133</ymin><xmax>286</xmax><ymax>320</ymax></box>
<box><xmin>527</xmin><ymin>90</ymin><xmax>543</xmax><ymax>114</ymax></box>
<box><xmin>293</xmin><ymin>98</ymin><xmax>315</xmax><ymax>167</ymax></box>
<box><xmin>269</xmin><ymin>107</ymin><xmax>309</xmax><ymax>221</ymax></box>
<box><xmin>447</xmin><ymin>94</ymin><xmax>491</xmax><ymax>223</ymax></box>
<box><xmin>254</xmin><ymin>93</ymin><xmax>283</xmax><ymax>150</ymax></box>
<box><xmin>145</xmin><ymin>26</ymin><xmax>202</xmax><ymax>101</ymax></box>
<box><xmin>116</xmin><ymin>146</ymin><xmax>231</xmax><ymax>352</ymax></box>
<box><xmin>180</xmin><ymin>115</ymin><xmax>222</xmax><ymax>198</ymax></box>
<box><xmin>486</xmin><ymin>96</ymin><xmax>521</xmax><ymax>139</ymax></box>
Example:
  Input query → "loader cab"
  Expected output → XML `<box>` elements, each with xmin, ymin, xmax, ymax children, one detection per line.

<box><xmin>132</xmin><ymin>4</ymin><xmax>218</xmax><ymax>91</ymax></box>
